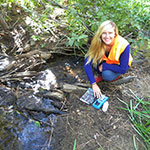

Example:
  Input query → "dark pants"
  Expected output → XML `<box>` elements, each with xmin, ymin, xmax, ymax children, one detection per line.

<box><xmin>102</xmin><ymin>70</ymin><xmax>120</xmax><ymax>81</ymax></box>
<box><xmin>95</xmin><ymin>65</ymin><xmax>120</xmax><ymax>81</ymax></box>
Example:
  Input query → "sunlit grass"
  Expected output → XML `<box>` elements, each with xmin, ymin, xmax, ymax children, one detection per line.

<box><xmin>73</xmin><ymin>139</ymin><xmax>76</xmax><ymax>150</ymax></box>
<box><xmin>118</xmin><ymin>89</ymin><xmax>150</xmax><ymax>149</ymax></box>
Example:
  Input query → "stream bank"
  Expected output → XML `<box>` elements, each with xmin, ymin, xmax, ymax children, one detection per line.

<box><xmin>0</xmin><ymin>54</ymin><xmax>150</xmax><ymax>150</ymax></box>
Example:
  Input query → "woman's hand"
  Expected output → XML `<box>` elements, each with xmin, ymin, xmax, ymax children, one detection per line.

<box><xmin>99</xmin><ymin>64</ymin><xmax>103</xmax><ymax>72</ymax></box>
<box><xmin>92</xmin><ymin>83</ymin><xmax>102</xmax><ymax>98</ymax></box>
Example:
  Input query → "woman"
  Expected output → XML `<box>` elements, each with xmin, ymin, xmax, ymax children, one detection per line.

<box><xmin>84</xmin><ymin>20</ymin><xmax>133</xmax><ymax>98</ymax></box>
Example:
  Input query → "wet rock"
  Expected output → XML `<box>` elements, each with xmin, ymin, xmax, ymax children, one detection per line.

<box><xmin>0</xmin><ymin>87</ymin><xmax>17</xmax><ymax>106</ymax></box>
<box><xmin>43</xmin><ymin>89</ymin><xmax>65</xmax><ymax>101</ymax></box>
<box><xmin>35</xmin><ymin>90</ymin><xmax>64</xmax><ymax>109</ymax></box>
<box><xmin>16</xmin><ymin>93</ymin><xmax>65</xmax><ymax>114</ymax></box>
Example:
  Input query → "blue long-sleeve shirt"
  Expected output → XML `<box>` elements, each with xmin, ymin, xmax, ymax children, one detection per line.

<box><xmin>84</xmin><ymin>45</ymin><xmax>130</xmax><ymax>84</ymax></box>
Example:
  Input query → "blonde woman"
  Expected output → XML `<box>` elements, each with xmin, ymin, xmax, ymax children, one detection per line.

<box><xmin>84</xmin><ymin>20</ymin><xmax>133</xmax><ymax>98</ymax></box>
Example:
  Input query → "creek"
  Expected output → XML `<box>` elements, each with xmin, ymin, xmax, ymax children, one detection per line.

<box><xmin>0</xmin><ymin>55</ymin><xmax>83</xmax><ymax>150</ymax></box>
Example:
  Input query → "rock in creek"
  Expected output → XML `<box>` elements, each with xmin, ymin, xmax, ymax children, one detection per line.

<box><xmin>37</xmin><ymin>89</ymin><xmax>65</xmax><ymax>101</ymax></box>
<box><xmin>16</xmin><ymin>92</ymin><xmax>65</xmax><ymax>114</ymax></box>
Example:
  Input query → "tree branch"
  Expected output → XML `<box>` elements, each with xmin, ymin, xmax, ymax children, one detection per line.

<box><xmin>46</xmin><ymin>0</ymin><xmax>68</xmax><ymax>9</ymax></box>
<box><xmin>0</xmin><ymin>14</ymin><xmax>9</xmax><ymax>31</ymax></box>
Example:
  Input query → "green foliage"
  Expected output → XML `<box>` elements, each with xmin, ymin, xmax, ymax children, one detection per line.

<box><xmin>119</xmin><ymin>90</ymin><xmax>150</xmax><ymax>149</ymax></box>
<box><xmin>32</xmin><ymin>35</ymin><xmax>41</xmax><ymax>41</ymax></box>
<box><xmin>132</xmin><ymin>32</ymin><xmax>150</xmax><ymax>58</ymax></box>
<box><xmin>66</xmin><ymin>33</ymin><xmax>88</xmax><ymax>52</ymax></box>
<box><xmin>65</xmin><ymin>0</ymin><xmax>150</xmax><ymax>54</ymax></box>
<box><xmin>0</xmin><ymin>0</ymin><xmax>150</xmax><ymax>56</ymax></box>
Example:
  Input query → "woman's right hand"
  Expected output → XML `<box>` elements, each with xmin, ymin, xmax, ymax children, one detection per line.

<box><xmin>92</xmin><ymin>83</ymin><xmax>102</xmax><ymax>98</ymax></box>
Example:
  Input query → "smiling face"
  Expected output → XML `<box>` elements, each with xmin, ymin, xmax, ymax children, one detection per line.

<box><xmin>101</xmin><ymin>24</ymin><xmax>116</xmax><ymax>46</ymax></box>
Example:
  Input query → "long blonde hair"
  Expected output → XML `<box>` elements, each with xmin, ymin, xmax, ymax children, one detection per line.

<box><xmin>85</xmin><ymin>20</ymin><xmax>118</xmax><ymax>65</ymax></box>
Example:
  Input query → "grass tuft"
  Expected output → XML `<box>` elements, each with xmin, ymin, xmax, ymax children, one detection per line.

<box><xmin>118</xmin><ymin>89</ymin><xmax>150</xmax><ymax>149</ymax></box>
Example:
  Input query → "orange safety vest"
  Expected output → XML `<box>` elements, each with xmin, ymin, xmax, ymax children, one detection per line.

<box><xmin>103</xmin><ymin>35</ymin><xmax>133</xmax><ymax>66</ymax></box>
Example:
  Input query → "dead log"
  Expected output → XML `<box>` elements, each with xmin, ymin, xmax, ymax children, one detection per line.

<box><xmin>18</xmin><ymin>50</ymin><xmax>52</xmax><ymax>60</ymax></box>
<box><xmin>62</xmin><ymin>83</ymin><xmax>87</xmax><ymax>93</ymax></box>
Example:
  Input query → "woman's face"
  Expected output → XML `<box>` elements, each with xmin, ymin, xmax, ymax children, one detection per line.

<box><xmin>101</xmin><ymin>24</ymin><xmax>115</xmax><ymax>46</ymax></box>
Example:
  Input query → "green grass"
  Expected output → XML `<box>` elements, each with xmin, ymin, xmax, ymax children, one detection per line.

<box><xmin>118</xmin><ymin>89</ymin><xmax>150</xmax><ymax>149</ymax></box>
<box><xmin>73</xmin><ymin>139</ymin><xmax>76</xmax><ymax>150</ymax></box>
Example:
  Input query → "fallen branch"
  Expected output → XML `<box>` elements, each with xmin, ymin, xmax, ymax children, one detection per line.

<box><xmin>62</xmin><ymin>82</ymin><xmax>87</xmax><ymax>93</ymax></box>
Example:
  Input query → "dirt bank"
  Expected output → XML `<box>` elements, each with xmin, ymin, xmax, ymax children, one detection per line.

<box><xmin>52</xmin><ymin>56</ymin><xmax>150</xmax><ymax>150</ymax></box>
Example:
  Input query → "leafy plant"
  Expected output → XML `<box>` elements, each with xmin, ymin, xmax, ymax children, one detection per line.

<box><xmin>32</xmin><ymin>35</ymin><xmax>41</xmax><ymax>41</ymax></box>
<box><xmin>66</xmin><ymin>33</ymin><xmax>88</xmax><ymax>54</ymax></box>
<box><xmin>0</xmin><ymin>0</ymin><xmax>150</xmax><ymax>56</ymax></box>
<box><xmin>65</xmin><ymin>0</ymin><xmax>150</xmax><ymax>55</ymax></box>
